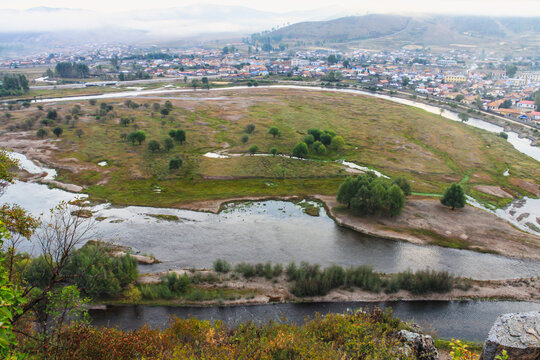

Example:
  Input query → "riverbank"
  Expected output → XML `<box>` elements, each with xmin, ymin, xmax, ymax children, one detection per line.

<box><xmin>120</xmin><ymin>267</ymin><xmax>540</xmax><ymax>307</ymax></box>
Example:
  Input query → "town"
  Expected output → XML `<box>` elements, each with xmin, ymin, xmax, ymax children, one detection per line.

<box><xmin>2</xmin><ymin>42</ymin><xmax>540</xmax><ymax>125</ymax></box>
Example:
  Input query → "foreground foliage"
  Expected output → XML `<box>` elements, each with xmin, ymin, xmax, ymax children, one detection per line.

<box><xmin>35</xmin><ymin>308</ymin><xmax>415</xmax><ymax>360</ymax></box>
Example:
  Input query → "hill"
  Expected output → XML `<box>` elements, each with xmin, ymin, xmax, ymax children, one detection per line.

<box><xmin>266</xmin><ymin>14</ymin><xmax>540</xmax><ymax>48</ymax></box>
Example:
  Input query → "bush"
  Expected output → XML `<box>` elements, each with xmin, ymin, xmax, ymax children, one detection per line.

<box><xmin>234</xmin><ymin>262</ymin><xmax>256</xmax><ymax>278</ymax></box>
<box><xmin>292</xmin><ymin>142</ymin><xmax>308</xmax><ymax>158</ymax></box>
<box><xmin>213</xmin><ymin>258</ymin><xmax>231</xmax><ymax>273</ymax></box>
<box><xmin>241</xmin><ymin>134</ymin><xmax>249</xmax><ymax>144</ymax></box>
<box><xmin>36</xmin><ymin>128</ymin><xmax>48</xmax><ymax>138</ymax></box>
<box><xmin>392</xmin><ymin>269</ymin><xmax>453</xmax><ymax>294</ymax></box>
<box><xmin>61</xmin><ymin>244</ymin><xmax>139</xmax><ymax>298</ymax></box>
<box><xmin>139</xmin><ymin>273</ymin><xmax>190</xmax><ymax>300</ymax></box>
<box><xmin>248</xmin><ymin>145</ymin><xmax>259</xmax><ymax>155</ymax></box>
<box><xmin>245</xmin><ymin>124</ymin><xmax>255</xmax><ymax>134</ymax></box>
<box><xmin>169</xmin><ymin>156</ymin><xmax>182</xmax><ymax>170</ymax></box>
<box><xmin>147</xmin><ymin>140</ymin><xmax>161</xmax><ymax>152</ymax></box>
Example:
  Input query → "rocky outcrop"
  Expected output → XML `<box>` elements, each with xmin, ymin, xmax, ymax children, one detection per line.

<box><xmin>481</xmin><ymin>311</ymin><xmax>540</xmax><ymax>360</ymax></box>
<box><xmin>398</xmin><ymin>330</ymin><xmax>439</xmax><ymax>360</ymax></box>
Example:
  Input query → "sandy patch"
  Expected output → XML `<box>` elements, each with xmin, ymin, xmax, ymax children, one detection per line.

<box><xmin>509</xmin><ymin>178</ymin><xmax>540</xmax><ymax>196</ymax></box>
<box><xmin>473</xmin><ymin>185</ymin><xmax>513</xmax><ymax>198</ymax></box>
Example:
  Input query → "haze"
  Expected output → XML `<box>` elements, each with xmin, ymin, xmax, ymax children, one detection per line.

<box><xmin>1</xmin><ymin>0</ymin><xmax>539</xmax><ymax>36</ymax></box>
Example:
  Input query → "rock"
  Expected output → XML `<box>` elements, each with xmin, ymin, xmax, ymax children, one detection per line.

<box><xmin>71</xmin><ymin>209</ymin><xmax>93</xmax><ymax>218</ymax></box>
<box><xmin>41</xmin><ymin>179</ymin><xmax>83</xmax><ymax>193</ymax></box>
<box><xmin>111</xmin><ymin>251</ymin><xmax>159</xmax><ymax>265</ymax></box>
<box><xmin>481</xmin><ymin>311</ymin><xmax>540</xmax><ymax>360</ymax></box>
<box><xmin>398</xmin><ymin>330</ymin><xmax>439</xmax><ymax>360</ymax></box>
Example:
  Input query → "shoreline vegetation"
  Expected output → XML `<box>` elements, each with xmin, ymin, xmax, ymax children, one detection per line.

<box><xmin>97</xmin><ymin>255</ymin><xmax>540</xmax><ymax>308</ymax></box>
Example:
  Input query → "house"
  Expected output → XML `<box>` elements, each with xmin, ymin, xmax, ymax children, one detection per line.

<box><xmin>486</xmin><ymin>99</ymin><xmax>504</xmax><ymax>111</ymax></box>
<box><xmin>530</xmin><ymin>111</ymin><xmax>540</xmax><ymax>121</ymax></box>
<box><xmin>516</xmin><ymin>100</ymin><xmax>537</xmax><ymax>111</ymax></box>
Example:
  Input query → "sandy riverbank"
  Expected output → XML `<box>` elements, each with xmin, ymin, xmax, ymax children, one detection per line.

<box><xmin>135</xmin><ymin>269</ymin><xmax>540</xmax><ymax>307</ymax></box>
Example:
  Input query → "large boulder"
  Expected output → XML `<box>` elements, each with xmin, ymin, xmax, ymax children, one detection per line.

<box><xmin>481</xmin><ymin>311</ymin><xmax>540</xmax><ymax>360</ymax></box>
<box><xmin>398</xmin><ymin>330</ymin><xmax>439</xmax><ymax>360</ymax></box>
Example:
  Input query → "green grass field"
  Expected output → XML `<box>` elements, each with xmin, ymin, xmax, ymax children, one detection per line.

<box><xmin>4</xmin><ymin>88</ymin><xmax>539</xmax><ymax>207</ymax></box>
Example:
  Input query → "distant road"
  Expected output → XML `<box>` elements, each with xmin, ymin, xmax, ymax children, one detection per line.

<box><xmin>30</xmin><ymin>75</ymin><xmax>220</xmax><ymax>90</ymax></box>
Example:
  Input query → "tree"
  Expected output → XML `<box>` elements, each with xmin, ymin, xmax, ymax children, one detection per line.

<box><xmin>401</xmin><ymin>77</ymin><xmax>410</xmax><ymax>87</ymax></box>
<box><xmin>500</xmin><ymin>99</ymin><xmax>512</xmax><ymax>109</ymax></box>
<box><xmin>320</xmin><ymin>133</ymin><xmax>332</xmax><ymax>146</ymax></box>
<box><xmin>440</xmin><ymin>183</ymin><xmax>466</xmax><ymax>210</ymax></box>
<box><xmin>128</xmin><ymin>130</ymin><xmax>146</xmax><ymax>145</ymax></box>
<box><xmin>458</xmin><ymin>113</ymin><xmax>469</xmax><ymax>122</ymax></box>
<box><xmin>327</xmin><ymin>54</ymin><xmax>338</xmax><ymax>65</ymax></box>
<box><xmin>191</xmin><ymin>79</ymin><xmax>199</xmax><ymax>90</ymax></box>
<box><xmin>47</xmin><ymin>109</ymin><xmax>58</xmax><ymax>120</ymax></box>
<box><xmin>387</xmin><ymin>184</ymin><xmax>405</xmax><ymax>216</ymax></box>
<box><xmin>201</xmin><ymin>77</ymin><xmax>209</xmax><ymax>89</ymax></box>
<box><xmin>169</xmin><ymin>156</ymin><xmax>182</xmax><ymax>170</ymax></box>
<box><xmin>148</xmin><ymin>140</ymin><xmax>161</xmax><ymax>152</ymax></box>
<box><xmin>505</xmin><ymin>64</ymin><xmax>518</xmax><ymax>78</ymax></box>
<box><xmin>314</xmin><ymin>142</ymin><xmax>326</xmax><ymax>155</ymax></box>
<box><xmin>163</xmin><ymin>137</ymin><xmax>174</xmax><ymax>152</ymax></box>
<box><xmin>160</xmin><ymin>108</ymin><xmax>170</xmax><ymax>116</ymax></box>
<box><xmin>392</xmin><ymin>177</ymin><xmax>411</xmax><ymax>196</ymax></box>
<box><xmin>454</xmin><ymin>94</ymin><xmax>464</xmax><ymax>102</ymax></box>
<box><xmin>153</xmin><ymin>103</ymin><xmax>161</xmax><ymax>112</ymax></box>
<box><xmin>241</xmin><ymin>134</ymin><xmax>249</xmax><ymax>144</ymax></box>
<box><xmin>292</xmin><ymin>142</ymin><xmax>308</xmax><ymax>158</ymax></box>
<box><xmin>75</xmin><ymin>129</ymin><xmax>84</xmax><ymax>138</ymax></box>
<box><xmin>173</xmin><ymin>129</ymin><xmax>186</xmax><ymax>144</ymax></box>
<box><xmin>331</xmin><ymin>135</ymin><xmax>345</xmax><ymax>151</ymax></box>
<box><xmin>534</xmin><ymin>91</ymin><xmax>540</xmax><ymax>109</ymax></box>
<box><xmin>52</xmin><ymin>127</ymin><xmax>63</xmax><ymax>137</ymax></box>
<box><xmin>120</xmin><ymin>117</ymin><xmax>130</xmax><ymax>127</ymax></box>
<box><xmin>37</xmin><ymin>128</ymin><xmax>47</xmax><ymax>138</ymax></box>
<box><xmin>337</xmin><ymin>177</ymin><xmax>359</xmax><ymax>208</ymax></box>
<box><xmin>270</xmin><ymin>147</ymin><xmax>278</xmax><ymax>156</ymax></box>
<box><xmin>245</xmin><ymin>124</ymin><xmax>255</xmax><ymax>134</ymax></box>
<box><xmin>307</xmin><ymin>128</ymin><xmax>322</xmax><ymax>141</ymax></box>
<box><xmin>164</xmin><ymin>100</ymin><xmax>173</xmax><ymax>110</ymax></box>
<box><xmin>248</xmin><ymin>145</ymin><xmax>259</xmax><ymax>155</ymax></box>
<box><xmin>303</xmin><ymin>134</ymin><xmax>315</xmax><ymax>146</ymax></box>
<box><xmin>268</xmin><ymin>126</ymin><xmax>280</xmax><ymax>138</ymax></box>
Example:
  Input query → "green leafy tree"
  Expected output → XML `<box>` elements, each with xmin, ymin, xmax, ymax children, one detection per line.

<box><xmin>303</xmin><ymin>134</ymin><xmax>315</xmax><ymax>146</ymax></box>
<box><xmin>454</xmin><ymin>94</ymin><xmax>464</xmax><ymax>102</ymax></box>
<box><xmin>173</xmin><ymin>129</ymin><xmax>186</xmax><ymax>144</ymax></box>
<box><xmin>248</xmin><ymin>145</ymin><xmax>259</xmax><ymax>155</ymax></box>
<box><xmin>320</xmin><ymin>133</ymin><xmax>332</xmax><ymax>146</ymax></box>
<box><xmin>330</xmin><ymin>135</ymin><xmax>345</xmax><ymax>150</ymax></box>
<box><xmin>52</xmin><ymin>127</ymin><xmax>63</xmax><ymax>137</ymax></box>
<box><xmin>292</xmin><ymin>142</ymin><xmax>308</xmax><ymax>158</ymax></box>
<box><xmin>441</xmin><ymin>183</ymin><xmax>466</xmax><ymax>210</ymax></box>
<box><xmin>245</xmin><ymin>124</ymin><xmax>256</xmax><ymax>134</ymax></box>
<box><xmin>128</xmin><ymin>130</ymin><xmax>146</xmax><ymax>145</ymax></box>
<box><xmin>307</xmin><ymin>128</ymin><xmax>322</xmax><ymax>141</ymax></box>
<box><xmin>241</xmin><ymin>134</ymin><xmax>249</xmax><ymax>144</ymax></box>
<box><xmin>327</xmin><ymin>55</ymin><xmax>338</xmax><ymax>65</ymax></box>
<box><xmin>337</xmin><ymin>177</ymin><xmax>359</xmax><ymax>208</ymax></box>
<box><xmin>534</xmin><ymin>91</ymin><xmax>540</xmax><ymax>109</ymax></box>
<box><xmin>392</xmin><ymin>177</ymin><xmax>411</xmax><ymax>196</ymax></box>
<box><xmin>505</xmin><ymin>64</ymin><xmax>518</xmax><ymax>78</ymax></box>
<box><xmin>270</xmin><ymin>147</ymin><xmax>278</xmax><ymax>156</ymax></box>
<box><xmin>268</xmin><ymin>126</ymin><xmax>280</xmax><ymax>138</ymax></box>
<box><xmin>387</xmin><ymin>184</ymin><xmax>405</xmax><ymax>216</ymax></box>
<box><xmin>458</xmin><ymin>113</ymin><xmax>469</xmax><ymax>122</ymax></box>
<box><xmin>163</xmin><ymin>137</ymin><xmax>174</xmax><ymax>152</ymax></box>
<box><xmin>47</xmin><ymin>109</ymin><xmax>58</xmax><ymax>120</ymax></box>
<box><xmin>148</xmin><ymin>140</ymin><xmax>161</xmax><ymax>152</ymax></box>
<box><xmin>169</xmin><ymin>156</ymin><xmax>182</xmax><ymax>170</ymax></box>
<box><xmin>36</xmin><ymin>128</ymin><xmax>47</xmax><ymax>138</ymax></box>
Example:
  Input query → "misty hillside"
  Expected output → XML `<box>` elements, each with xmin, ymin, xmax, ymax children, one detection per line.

<box><xmin>268</xmin><ymin>14</ymin><xmax>540</xmax><ymax>46</ymax></box>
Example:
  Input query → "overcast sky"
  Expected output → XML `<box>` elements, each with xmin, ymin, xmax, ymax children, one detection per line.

<box><xmin>0</xmin><ymin>0</ymin><xmax>538</xmax><ymax>37</ymax></box>
<box><xmin>4</xmin><ymin>0</ymin><xmax>540</xmax><ymax>16</ymax></box>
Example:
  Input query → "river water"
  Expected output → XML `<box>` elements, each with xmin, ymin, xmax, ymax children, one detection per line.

<box><xmin>89</xmin><ymin>301</ymin><xmax>540</xmax><ymax>342</ymax></box>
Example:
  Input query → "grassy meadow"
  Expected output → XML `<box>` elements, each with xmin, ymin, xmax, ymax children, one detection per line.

<box><xmin>3</xmin><ymin>88</ymin><xmax>539</xmax><ymax>207</ymax></box>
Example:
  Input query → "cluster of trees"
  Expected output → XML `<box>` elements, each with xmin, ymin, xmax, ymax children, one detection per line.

<box><xmin>118</xmin><ymin>70</ymin><xmax>151</xmax><ymax>81</ymax></box>
<box><xmin>292</xmin><ymin>128</ymin><xmax>345</xmax><ymax>158</ymax></box>
<box><xmin>54</xmin><ymin>62</ymin><xmax>90</xmax><ymax>79</ymax></box>
<box><xmin>0</xmin><ymin>74</ymin><xmax>29</xmax><ymax>97</ymax></box>
<box><xmin>337</xmin><ymin>173</ymin><xmax>410</xmax><ymax>217</ymax></box>
<box><xmin>127</xmin><ymin>130</ymin><xmax>146</xmax><ymax>145</ymax></box>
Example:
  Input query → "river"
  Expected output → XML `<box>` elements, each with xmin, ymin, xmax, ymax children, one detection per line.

<box><xmin>89</xmin><ymin>301</ymin><xmax>540</xmax><ymax>342</ymax></box>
